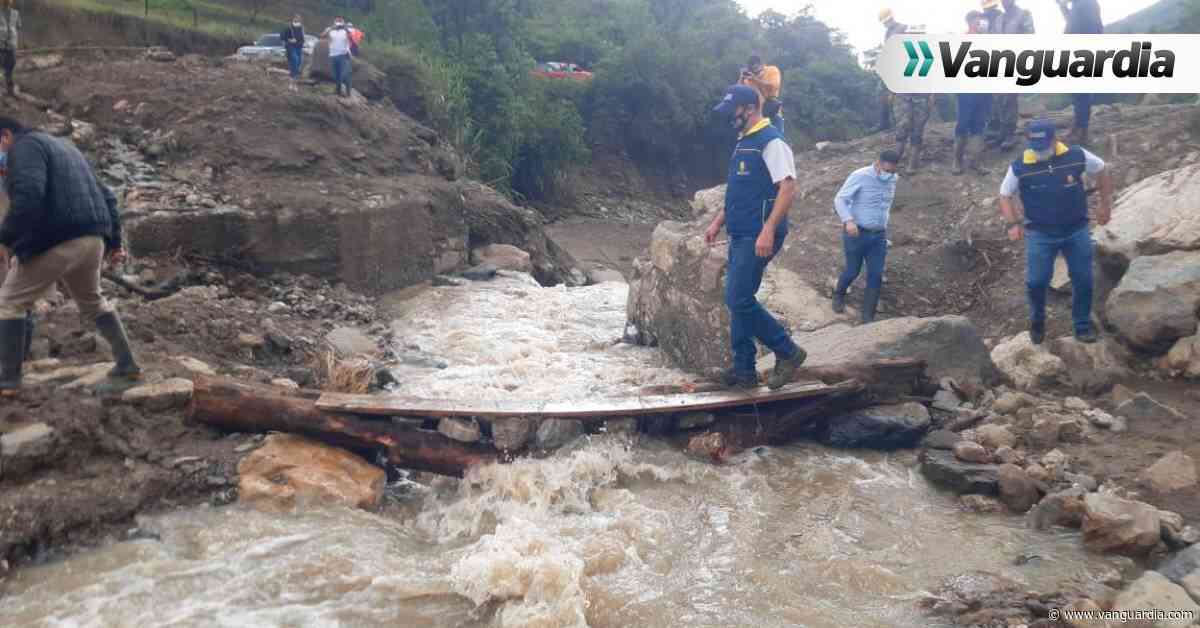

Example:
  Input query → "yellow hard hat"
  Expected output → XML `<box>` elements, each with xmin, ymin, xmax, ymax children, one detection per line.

<box><xmin>981</xmin><ymin>0</ymin><xmax>1000</xmax><ymax>8</ymax></box>
<box><xmin>878</xmin><ymin>8</ymin><xmax>894</xmax><ymax>23</ymax></box>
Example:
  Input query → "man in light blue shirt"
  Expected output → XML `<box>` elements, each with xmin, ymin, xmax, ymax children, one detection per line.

<box><xmin>831</xmin><ymin>150</ymin><xmax>900</xmax><ymax>323</ymax></box>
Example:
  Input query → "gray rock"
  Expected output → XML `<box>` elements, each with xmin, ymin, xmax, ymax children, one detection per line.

<box><xmin>470</xmin><ymin>244</ymin><xmax>532</xmax><ymax>273</ymax></box>
<box><xmin>990</xmin><ymin>332</ymin><xmax>1067</xmax><ymax>391</ymax></box>
<box><xmin>1118</xmin><ymin>393</ymin><xmax>1186</xmax><ymax>423</ymax></box>
<box><xmin>1082</xmin><ymin>493</ymin><xmax>1163</xmax><ymax>556</ymax></box>
<box><xmin>1</xmin><ymin>423</ymin><xmax>57</xmax><ymax>478</ymax></box>
<box><xmin>1049</xmin><ymin>336</ymin><xmax>1135</xmax><ymax>394</ymax></box>
<box><xmin>437</xmin><ymin>417</ymin><xmax>482</xmax><ymax>443</ymax></box>
<box><xmin>1029</xmin><ymin>414</ymin><xmax>1062</xmax><ymax>449</ymax></box>
<box><xmin>1029</xmin><ymin>487</ymin><xmax>1088</xmax><ymax>530</ymax></box>
<box><xmin>325</xmin><ymin>326</ymin><xmax>376</xmax><ymax>357</ymax></box>
<box><xmin>994</xmin><ymin>446</ymin><xmax>1024</xmax><ymax>465</ymax></box>
<box><xmin>1106</xmin><ymin>251</ymin><xmax>1200</xmax><ymax>352</ymax></box>
<box><xmin>1064</xmin><ymin>472</ymin><xmax>1099</xmax><ymax>492</ymax></box>
<box><xmin>1057</xmin><ymin>417</ymin><xmax>1088</xmax><ymax>444</ymax></box>
<box><xmin>998</xmin><ymin>464</ymin><xmax>1041</xmax><ymax>514</ymax></box>
<box><xmin>676</xmin><ymin>412</ymin><xmax>716</xmax><ymax>430</ymax></box>
<box><xmin>1159</xmin><ymin>545</ymin><xmax>1200</xmax><ymax>584</ymax></box>
<box><xmin>121</xmin><ymin>378</ymin><xmax>195</xmax><ymax>412</ymax></box>
<box><xmin>1139</xmin><ymin>451</ymin><xmax>1199</xmax><ymax>493</ymax></box>
<box><xmin>536</xmin><ymin>419</ymin><xmax>585</xmax><ymax>449</ymax></box>
<box><xmin>991</xmin><ymin>391</ymin><xmax>1037</xmax><ymax>415</ymax></box>
<box><xmin>491</xmin><ymin>417</ymin><xmax>535</xmax><ymax>451</ymax></box>
<box><xmin>922</xmin><ymin>429</ymin><xmax>961</xmax><ymax>450</ymax></box>
<box><xmin>954</xmin><ymin>441</ymin><xmax>991</xmax><ymax>464</ymax></box>
<box><xmin>975</xmin><ymin>424</ymin><xmax>1017</xmax><ymax>451</ymax></box>
<box><xmin>1111</xmin><ymin>571</ymin><xmax>1200</xmax><ymax>625</ymax></box>
<box><xmin>822</xmin><ymin>402</ymin><xmax>931</xmax><ymax>450</ymax></box>
<box><xmin>461</xmin><ymin>263</ymin><xmax>499</xmax><ymax>282</ymax></box>
<box><xmin>1094</xmin><ymin>163</ymin><xmax>1200</xmax><ymax>267</ymax></box>
<box><xmin>433</xmin><ymin>275</ymin><xmax>465</xmax><ymax>287</ymax></box>
<box><xmin>602</xmin><ymin>418</ymin><xmax>639</xmax><ymax>434</ymax></box>
<box><xmin>920</xmin><ymin>449</ymin><xmax>1001</xmax><ymax>495</ymax></box>
<box><xmin>932</xmin><ymin>389</ymin><xmax>962</xmax><ymax>412</ymax></box>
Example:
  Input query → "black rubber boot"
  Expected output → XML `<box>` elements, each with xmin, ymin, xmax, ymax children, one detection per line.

<box><xmin>719</xmin><ymin>369</ymin><xmax>758</xmax><ymax>390</ymax></box>
<box><xmin>0</xmin><ymin>317</ymin><xmax>27</xmax><ymax>396</ymax></box>
<box><xmin>832</xmin><ymin>291</ymin><xmax>846</xmax><ymax>314</ymax></box>
<box><xmin>1030</xmin><ymin>320</ymin><xmax>1045</xmax><ymax>345</ymax></box>
<box><xmin>862</xmin><ymin>287</ymin><xmax>881</xmax><ymax>324</ymax></box>
<box><xmin>95</xmin><ymin>311</ymin><xmax>142</xmax><ymax>379</ymax></box>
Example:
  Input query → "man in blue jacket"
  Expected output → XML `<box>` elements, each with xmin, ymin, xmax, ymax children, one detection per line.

<box><xmin>705</xmin><ymin>85</ymin><xmax>806</xmax><ymax>390</ymax></box>
<box><xmin>0</xmin><ymin>116</ymin><xmax>141</xmax><ymax>395</ymax></box>
<box><xmin>999</xmin><ymin>119</ymin><xmax>1113</xmax><ymax>345</ymax></box>
<box><xmin>281</xmin><ymin>14</ymin><xmax>306</xmax><ymax>92</ymax></box>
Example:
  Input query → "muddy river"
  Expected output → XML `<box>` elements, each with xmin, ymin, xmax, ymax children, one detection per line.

<box><xmin>3</xmin><ymin>274</ymin><xmax>1121</xmax><ymax>627</ymax></box>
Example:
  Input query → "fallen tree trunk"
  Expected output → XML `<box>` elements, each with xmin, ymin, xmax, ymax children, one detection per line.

<box><xmin>188</xmin><ymin>376</ymin><xmax>499</xmax><ymax>476</ymax></box>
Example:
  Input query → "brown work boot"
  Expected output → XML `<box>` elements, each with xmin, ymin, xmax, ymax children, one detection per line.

<box><xmin>767</xmin><ymin>347</ymin><xmax>807</xmax><ymax>390</ymax></box>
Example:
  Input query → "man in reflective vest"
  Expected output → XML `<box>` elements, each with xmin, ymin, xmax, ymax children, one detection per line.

<box><xmin>998</xmin><ymin>119</ymin><xmax>1113</xmax><ymax>345</ymax></box>
<box><xmin>706</xmin><ymin>85</ymin><xmax>807</xmax><ymax>390</ymax></box>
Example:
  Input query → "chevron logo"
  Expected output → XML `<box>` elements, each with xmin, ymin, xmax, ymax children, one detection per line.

<box><xmin>903</xmin><ymin>40</ymin><xmax>935</xmax><ymax>77</ymax></box>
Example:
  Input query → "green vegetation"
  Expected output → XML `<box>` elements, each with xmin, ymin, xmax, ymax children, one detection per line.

<box><xmin>50</xmin><ymin>0</ymin><xmax>877</xmax><ymax>200</ymax></box>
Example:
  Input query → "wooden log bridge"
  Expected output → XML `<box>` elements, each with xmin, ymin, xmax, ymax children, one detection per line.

<box><xmin>188</xmin><ymin>358</ymin><xmax>928</xmax><ymax>477</ymax></box>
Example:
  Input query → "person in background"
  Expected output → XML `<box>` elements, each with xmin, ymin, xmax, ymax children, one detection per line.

<box><xmin>347</xmin><ymin>22</ymin><xmax>364</xmax><ymax>50</ymax></box>
<box><xmin>321</xmin><ymin>16</ymin><xmax>353</xmax><ymax>97</ymax></box>
<box><xmin>0</xmin><ymin>0</ymin><xmax>20</xmax><ymax>99</ymax></box>
<box><xmin>706</xmin><ymin>85</ymin><xmax>807</xmax><ymax>391</ymax></box>
<box><xmin>831</xmin><ymin>150</ymin><xmax>901</xmax><ymax>324</ymax></box>
<box><xmin>954</xmin><ymin>10</ymin><xmax>992</xmax><ymax>175</ymax></box>
<box><xmin>0</xmin><ymin>116</ymin><xmax>141</xmax><ymax>396</ymax></box>
<box><xmin>998</xmin><ymin>119</ymin><xmax>1114</xmax><ymax>345</ymax></box>
<box><xmin>879</xmin><ymin>9</ymin><xmax>932</xmax><ymax>172</ymax></box>
<box><xmin>984</xmin><ymin>0</ymin><xmax>1035</xmax><ymax>149</ymax></box>
<box><xmin>1059</xmin><ymin>0</ymin><xmax>1103</xmax><ymax>145</ymax></box>
<box><xmin>282</xmin><ymin>14</ymin><xmax>305</xmax><ymax>92</ymax></box>
<box><xmin>739</xmin><ymin>55</ymin><xmax>784</xmax><ymax>135</ymax></box>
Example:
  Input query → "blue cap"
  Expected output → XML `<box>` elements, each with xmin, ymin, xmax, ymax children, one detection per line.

<box><xmin>713</xmin><ymin>85</ymin><xmax>760</xmax><ymax>116</ymax></box>
<box><xmin>1027</xmin><ymin>119</ymin><xmax>1056</xmax><ymax>151</ymax></box>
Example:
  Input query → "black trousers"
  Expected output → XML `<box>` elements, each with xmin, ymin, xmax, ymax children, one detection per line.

<box><xmin>0</xmin><ymin>48</ymin><xmax>14</xmax><ymax>90</ymax></box>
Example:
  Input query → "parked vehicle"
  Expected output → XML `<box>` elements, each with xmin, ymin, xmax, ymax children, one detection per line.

<box><xmin>532</xmin><ymin>61</ymin><xmax>593</xmax><ymax>81</ymax></box>
<box><xmin>237</xmin><ymin>33</ymin><xmax>318</xmax><ymax>60</ymax></box>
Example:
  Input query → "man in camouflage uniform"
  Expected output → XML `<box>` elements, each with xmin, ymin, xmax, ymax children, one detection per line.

<box><xmin>879</xmin><ymin>9</ymin><xmax>932</xmax><ymax>171</ymax></box>
<box><xmin>985</xmin><ymin>0</ymin><xmax>1035</xmax><ymax>149</ymax></box>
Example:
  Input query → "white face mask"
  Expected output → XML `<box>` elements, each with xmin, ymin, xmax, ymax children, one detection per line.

<box><xmin>293</xmin><ymin>21</ymin><xmax>301</xmax><ymax>27</ymax></box>
<box><xmin>334</xmin><ymin>22</ymin><xmax>345</xmax><ymax>28</ymax></box>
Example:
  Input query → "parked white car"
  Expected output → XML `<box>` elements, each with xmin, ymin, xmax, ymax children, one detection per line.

<box><xmin>236</xmin><ymin>33</ymin><xmax>317</xmax><ymax>60</ymax></box>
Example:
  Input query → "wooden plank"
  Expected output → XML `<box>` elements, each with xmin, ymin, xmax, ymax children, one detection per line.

<box><xmin>316</xmin><ymin>380</ymin><xmax>864</xmax><ymax>420</ymax></box>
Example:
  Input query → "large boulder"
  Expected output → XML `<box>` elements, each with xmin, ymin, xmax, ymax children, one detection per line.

<box><xmin>1049</xmin><ymin>335</ymin><xmax>1135</xmax><ymax>393</ymax></box>
<box><xmin>797</xmin><ymin>316</ymin><xmax>997</xmax><ymax>385</ymax></box>
<box><xmin>126</xmin><ymin>179</ymin><xmax>575</xmax><ymax>295</ymax></box>
<box><xmin>1158</xmin><ymin>333</ymin><xmax>1200</xmax><ymax>379</ymax></box>
<box><xmin>1106</xmin><ymin>251</ymin><xmax>1200</xmax><ymax>353</ymax></box>
<box><xmin>1139</xmin><ymin>451</ymin><xmax>1199</xmax><ymax>494</ymax></box>
<box><xmin>990</xmin><ymin>332</ymin><xmax>1067</xmax><ymax>391</ymax></box>
<box><xmin>998</xmin><ymin>464</ymin><xmax>1041</xmax><ymax>514</ymax></box>
<box><xmin>1159</xmin><ymin>545</ymin><xmax>1200</xmax><ymax>587</ymax></box>
<box><xmin>1094</xmin><ymin>163</ymin><xmax>1200</xmax><ymax>269</ymax></box>
<box><xmin>626</xmin><ymin>220</ymin><xmax>852</xmax><ymax>373</ymax></box>
<box><xmin>920</xmin><ymin>449</ymin><xmax>1001</xmax><ymax>495</ymax></box>
<box><xmin>1081</xmin><ymin>493</ymin><xmax>1163</xmax><ymax>556</ymax></box>
<box><xmin>1111</xmin><ymin>571</ymin><xmax>1200</xmax><ymax>627</ymax></box>
<box><xmin>307</xmin><ymin>41</ymin><xmax>388</xmax><ymax>100</ymax></box>
<box><xmin>821</xmin><ymin>402</ymin><xmax>931</xmax><ymax>450</ymax></box>
<box><xmin>238</xmin><ymin>434</ymin><xmax>385</xmax><ymax>511</ymax></box>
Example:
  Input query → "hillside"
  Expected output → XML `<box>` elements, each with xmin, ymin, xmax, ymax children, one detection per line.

<box><xmin>1107</xmin><ymin>0</ymin><xmax>1200</xmax><ymax>33</ymax></box>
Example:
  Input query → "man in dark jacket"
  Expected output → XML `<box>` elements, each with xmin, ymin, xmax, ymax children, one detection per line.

<box><xmin>281</xmin><ymin>14</ymin><xmax>305</xmax><ymax>91</ymax></box>
<box><xmin>1059</xmin><ymin>0</ymin><xmax>1103</xmax><ymax>145</ymax></box>
<box><xmin>0</xmin><ymin>116</ymin><xmax>141</xmax><ymax>395</ymax></box>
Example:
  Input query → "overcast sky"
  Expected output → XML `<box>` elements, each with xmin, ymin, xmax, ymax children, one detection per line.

<box><xmin>737</xmin><ymin>0</ymin><xmax>1162</xmax><ymax>58</ymax></box>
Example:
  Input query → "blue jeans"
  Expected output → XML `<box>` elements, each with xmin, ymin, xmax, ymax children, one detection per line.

<box><xmin>725</xmin><ymin>232</ymin><xmax>799</xmax><ymax>375</ymax></box>
<box><xmin>955</xmin><ymin>94</ymin><xmax>992</xmax><ymax>137</ymax></box>
<box><xmin>835</xmin><ymin>230</ymin><xmax>888</xmax><ymax>297</ymax></box>
<box><xmin>287</xmin><ymin>48</ymin><xmax>303</xmax><ymax>80</ymax></box>
<box><xmin>1073</xmin><ymin>94</ymin><xmax>1092</xmax><ymax>129</ymax></box>
<box><xmin>1025</xmin><ymin>226</ymin><xmax>1094</xmax><ymax>333</ymax></box>
<box><xmin>331</xmin><ymin>54</ymin><xmax>352</xmax><ymax>93</ymax></box>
